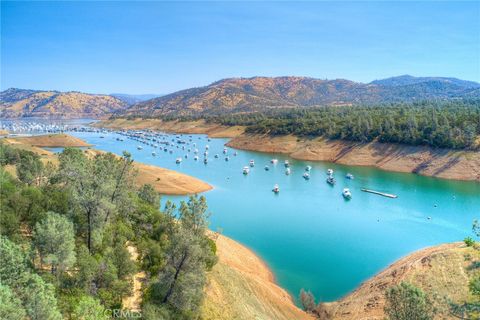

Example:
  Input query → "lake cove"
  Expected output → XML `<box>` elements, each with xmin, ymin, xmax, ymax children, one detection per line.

<box><xmin>68</xmin><ymin>130</ymin><xmax>480</xmax><ymax>302</ymax></box>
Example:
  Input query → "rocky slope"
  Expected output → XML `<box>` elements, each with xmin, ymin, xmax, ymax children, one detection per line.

<box><xmin>1</xmin><ymin>88</ymin><xmax>128</xmax><ymax>118</ymax></box>
<box><xmin>121</xmin><ymin>76</ymin><xmax>480</xmax><ymax>117</ymax></box>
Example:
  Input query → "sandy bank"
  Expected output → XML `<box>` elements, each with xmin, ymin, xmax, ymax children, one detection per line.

<box><xmin>133</xmin><ymin>162</ymin><xmax>212</xmax><ymax>195</ymax></box>
<box><xmin>325</xmin><ymin>242</ymin><xmax>478</xmax><ymax>319</ymax></box>
<box><xmin>227</xmin><ymin>134</ymin><xmax>480</xmax><ymax>181</ymax></box>
<box><xmin>202</xmin><ymin>234</ymin><xmax>312</xmax><ymax>320</ymax></box>
<box><xmin>3</xmin><ymin>134</ymin><xmax>212</xmax><ymax>195</ymax></box>
<box><xmin>95</xmin><ymin>118</ymin><xmax>245</xmax><ymax>138</ymax></box>
<box><xmin>4</xmin><ymin>133</ymin><xmax>92</xmax><ymax>148</ymax></box>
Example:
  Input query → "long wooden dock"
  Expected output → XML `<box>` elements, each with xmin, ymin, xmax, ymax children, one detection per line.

<box><xmin>361</xmin><ymin>188</ymin><xmax>398</xmax><ymax>198</ymax></box>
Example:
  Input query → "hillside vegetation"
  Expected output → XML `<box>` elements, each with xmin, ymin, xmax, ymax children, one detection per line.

<box><xmin>210</xmin><ymin>100</ymin><xmax>480</xmax><ymax>149</ymax></box>
<box><xmin>120</xmin><ymin>75</ymin><xmax>480</xmax><ymax>117</ymax></box>
<box><xmin>0</xmin><ymin>88</ymin><xmax>128</xmax><ymax>118</ymax></box>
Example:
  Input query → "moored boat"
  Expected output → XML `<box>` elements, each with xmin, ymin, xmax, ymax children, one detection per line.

<box><xmin>285</xmin><ymin>168</ymin><xmax>291</xmax><ymax>175</ymax></box>
<box><xmin>327</xmin><ymin>176</ymin><xmax>335</xmax><ymax>185</ymax></box>
<box><xmin>327</xmin><ymin>169</ymin><xmax>334</xmax><ymax>175</ymax></box>
<box><xmin>176</xmin><ymin>157</ymin><xmax>182</xmax><ymax>164</ymax></box>
<box><xmin>342</xmin><ymin>188</ymin><xmax>352</xmax><ymax>199</ymax></box>
<box><xmin>305</xmin><ymin>165</ymin><xmax>312</xmax><ymax>172</ymax></box>
<box><xmin>265</xmin><ymin>165</ymin><xmax>269</xmax><ymax>171</ymax></box>
<box><xmin>249</xmin><ymin>160</ymin><xmax>255</xmax><ymax>167</ymax></box>
<box><xmin>303</xmin><ymin>172</ymin><xmax>310</xmax><ymax>180</ymax></box>
<box><xmin>272</xmin><ymin>184</ymin><xmax>280</xmax><ymax>193</ymax></box>
<box><xmin>284</xmin><ymin>160</ymin><xmax>290</xmax><ymax>167</ymax></box>
<box><xmin>346</xmin><ymin>173</ymin><xmax>354</xmax><ymax>179</ymax></box>
<box><xmin>243</xmin><ymin>166</ymin><xmax>250</xmax><ymax>175</ymax></box>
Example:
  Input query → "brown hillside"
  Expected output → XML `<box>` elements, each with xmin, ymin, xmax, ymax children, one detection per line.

<box><xmin>1</xmin><ymin>88</ymin><xmax>128</xmax><ymax>118</ymax></box>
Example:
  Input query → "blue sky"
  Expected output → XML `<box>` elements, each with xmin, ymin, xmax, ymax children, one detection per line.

<box><xmin>1</xmin><ymin>1</ymin><xmax>479</xmax><ymax>94</ymax></box>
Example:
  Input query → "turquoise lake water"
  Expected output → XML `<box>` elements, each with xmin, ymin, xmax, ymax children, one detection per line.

<box><xmin>65</xmin><ymin>130</ymin><xmax>480</xmax><ymax>303</ymax></box>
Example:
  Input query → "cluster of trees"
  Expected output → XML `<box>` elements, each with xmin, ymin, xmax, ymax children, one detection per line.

<box><xmin>0</xmin><ymin>142</ymin><xmax>217</xmax><ymax>319</ymax></box>
<box><xmin>207</xmin><ymin>101</ymin><xmax>480</xmax><ymax>149</ymax></box>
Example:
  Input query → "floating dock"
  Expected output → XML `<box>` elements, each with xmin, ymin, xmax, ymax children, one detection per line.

<box><xmin>361</xmin><ymin>188</ymin><xmax>398</xmax><ymax>199</ymax></box>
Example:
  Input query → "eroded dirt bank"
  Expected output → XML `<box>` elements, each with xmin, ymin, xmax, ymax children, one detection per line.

<box><xmin>227</xmin><ymin>134</ymin><xmax>480</xmax><ymax>181</ymax></box>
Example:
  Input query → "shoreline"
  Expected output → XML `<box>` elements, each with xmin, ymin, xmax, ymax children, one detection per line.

<box><xmin>202</xmin><ymin>233</ymin><xmax>312</xmax><ymax>320</ymax></box>
<box><xmin>226</xmin><ymin>134</ymin><xmax>480</xmax><ymax>182</ymax></box>
<box><xmin>2</xmin><ymin>134</ymin><xmax>213</xmax><ymax>195</ymax></box>
<box><xmin>95</xmin><ymin>119</ymin><xmax>480</xmax><ymax>181</ymax></box>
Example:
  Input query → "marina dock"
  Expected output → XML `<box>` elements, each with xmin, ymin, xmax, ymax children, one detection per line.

<box><xmin>361</xmin><ymin>188</ymin><xmax>398</xmax><ymax>199</ymax></box>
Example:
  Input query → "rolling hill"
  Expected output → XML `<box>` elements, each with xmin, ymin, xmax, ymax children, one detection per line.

<box><xmin>119</xmin><ymin>75</ymin><xmax>480</xmax><ymax>117</ymax></box>
<box><xmin>0</xmin><ymin>88</ymin><xmax>129</xmax><ymax>119</ymax></box>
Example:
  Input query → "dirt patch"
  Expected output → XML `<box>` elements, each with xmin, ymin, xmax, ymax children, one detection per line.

<box><xmin>325</xmin><ymin>242</ymin><xmax>479</xmax><ymax>319</ymax></box>
<box><xmin>226</xmin><ymin>134</ymin><xmax>480</xmax><ymax>181</ymax></box>
<box><xmin>202</xmin><ymin>234</ymin><xmax>313</xmax><ymax>320</ymax></box>
<box><xmin>95</xmin><ymin>119</ymin><xmax>245</xmax><ymax>138</ymax></box>
<box><xmin>5</xmin><ymin>134</ymin><xmax>91</xmax><ymax>147</ymax></box>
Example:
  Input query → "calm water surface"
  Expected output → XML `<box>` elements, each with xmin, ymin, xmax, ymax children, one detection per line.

<box><xmin>66</xmin><ymin>130</ymin><xmax>480</xmax><ymax>302</ymax></box>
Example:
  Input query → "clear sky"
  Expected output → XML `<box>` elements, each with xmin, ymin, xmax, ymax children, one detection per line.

<box><xmin>1</xmin><ymin>1</ymin><xmax>479</xmax><ymax>94</ymax></box>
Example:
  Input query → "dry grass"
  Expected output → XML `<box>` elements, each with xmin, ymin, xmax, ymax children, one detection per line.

<box><xmin>4</xmin><ymin>134</ymin><xmax>91</xmax><ymax>148</ymax></box>
<box><xmin>325</xmin><ymin>242</ymin><xmax>480</xmax><ymax>319</ymax></box>
<box><xmin>95</xmin><ymin>119</ymin><xmax>245</xmax><ymax>138</ymax></box>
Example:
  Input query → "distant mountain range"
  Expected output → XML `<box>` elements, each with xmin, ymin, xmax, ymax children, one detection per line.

<box><xmin>0</xmin><ymin>88</ymin><xmax>128</xmax><ymax>119</ymax></box>
<box><xmin>121</xmin><ymin>75</ymin><xmax>480</xmax><ymax>117</ymax></box>
<box><xmin>110</xmin><ymin>93</ymin><xmax>163</xmax><ymax>105</ymax></box>
<box><xmin>2</xmin><ymin>75</ymin><xmax>479</xmax><ymax>119</ymax></box>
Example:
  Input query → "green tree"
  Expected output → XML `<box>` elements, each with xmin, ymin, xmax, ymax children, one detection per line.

<box><xmin>0</xmin><ymin>283</ymin><xmax>27</xmax><ymax>320</ymax></box>
<box><xmin>138</xmin><ymin>184</ymin><xmax>160</xmax><ymax>207</ymax></box>
<box><xmin>16</xmin><ymin>272</ymin><xmax>63</xmax><ymax>320</ymax></box>
<box><xmin>0</xmin><ymin>236</ymin><xmax>26</xmax><ymax>286</ymax></box>
<box><xmin>33</xmin><ymin>211</ymin><xmax>76</xmax><ymax>274</ymax></box>
<box><xmin>384</xmin><ymin>282</ymin><xmax>434</xmax><ymax>320</ymax></box>
<box><xmin>72</xmin><ymin>295</ymin><xmax>109</xmax><ymax>320</ymax></box>
<box><xmin>16</xmin><ymin>152</ymin><xmax>44</xmax><ymax>185</ymax></box>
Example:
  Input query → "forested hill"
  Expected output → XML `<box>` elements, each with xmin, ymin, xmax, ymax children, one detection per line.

<box><xmin>120</xmin><ymin>76</ymin><xmax>480</xmax><ymax>117</ymax></box>
<box><xmin>0</xmin><ymin>88</ymin><xmax>129</xmax><ymax>119</ymax></box>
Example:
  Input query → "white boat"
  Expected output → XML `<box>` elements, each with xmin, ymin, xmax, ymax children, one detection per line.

<box><xmin>243</xmin><ymin>166</ymin><xmax>250</xmax><ymax>175</ymax></box>
<box><xmin>346</xmin><ymin>173</ymin><xmax>354</xmax><ymax>180</ymax></box>
<box><xmin>285</xmin><ymin>168</ymin><xmax>291</xmax><ymax>175</ymax></box>
<box><xmin>223</xmin><ymin>148</ymin><xmax>228</xmax><ymax>154</ymax></box>
<box><xmin>305</xmin><ymin>165</ymin><xmax>312</xmax><ymax>172</ymax></box>
<box><xmin>152</xmin><ymin>152</ymin><xmax>156</xmax><ymax>156</ymax></box>
<box><xmin>205</xmin><ymin>145</ymin><xmax>209</xmax><ymax>150</ymax></box>
<box><xmin>204</xmin><ymin>158</ymin><xmax>208</xmax><ymax>164</ymax></box>
<box><xmin>137</xmin><ymin>146</ymin><xmax>143</xmax><ymax>150</ymax></box>
<box><xmin>327</xmin><ymin>176</ymin><xmax>335</xmax><ymax>185</ymax></box>
<box><xmin>284</xmin><ymin>160</ymin><xmax>290</xmax><ymax>167</ymax></box>
<box><xmin>271</xmin><ymin>159</ymin><xmax>278</xmax><ymax>164</ymax></box>
<box><xmin>225</xmin><ymin>156</ymin><xmax>229</xmax><ymax>161</ymax></box>
<box><xmin>176</xmin><ymin>157</ymin><xmax>182</xmax><ymax>164</ymax></box>
<box><xmin>327</xmin><ymin>169</ymin><xmax>334</xmax><ymax>175</ymax></box>
<box><xmin>184</xmin><ymin>154</ymin><xmax>188</xmax><ymax>158</ymax></box>
<box><xmin>265</xmin><ymin>165</ymin><xmax>269</xmax><ymax>171</ymax></box>
<box><xmin>194</xmin><ymin>156</ymin><xmax>199</xmax><ymax>161</ymax></box>
<box><xmin>272</xmin><ymin>184</ymin><xmax>280</xmax><ymax>193</ymax></box>
<box><xmin>303</xmin><ymin>172</ymin><xmax>310</xmax><ymax>180</ymax></box>
<box><xmin>249</xmin><ymin>160</ymin><xmax>255</xmax><ymax>167</ymax></box>
<box><xmin>234</xmin><ymin>151</ymin><xmax>238</xmax><ymax>156</ymax></box>
<box><xmin>342</xmin><ymin>188</ymin><xmax>352</xmax><ymax>199</ymax></box>
<box><xmin>215</xmin><ymin>154</ymin><xmax>219</xmax><ymax>158</ymax></box>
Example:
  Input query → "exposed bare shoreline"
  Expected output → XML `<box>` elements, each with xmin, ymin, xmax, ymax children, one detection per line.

<box><xmin>2</xmin><ymin>130</ymin><xmax>475</xmax><ymax>319</ymax></box>
<box><xmin>97</xmin><ymin>119</ymin><xmax>480</xmax><ymax>181</ymax></box>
